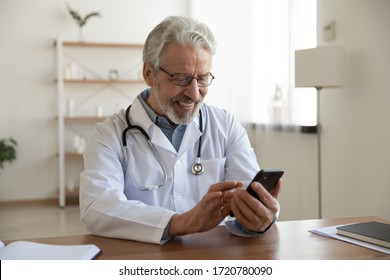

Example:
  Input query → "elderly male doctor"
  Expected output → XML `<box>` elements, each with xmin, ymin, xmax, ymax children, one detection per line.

<box><xmin>80</xmin><ymin>16</ymin><xmax>281</xmax><ymax>244</ymax></box>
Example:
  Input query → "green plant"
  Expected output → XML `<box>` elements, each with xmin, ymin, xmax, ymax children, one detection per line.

<box><xmin>66</xmin><ymin>4</ymin><xmax>101</xmax><ymax>29</ymax></box>
<box><xmin>0</xmin><ymin>138</ymin><xmax>17</xmax><ymax>171</ymax></box>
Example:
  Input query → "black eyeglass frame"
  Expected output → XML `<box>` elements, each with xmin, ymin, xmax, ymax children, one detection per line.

<box><xmin>158</xmin><ymin>67</ymin><xmax>215</xmax><ymax>87</ymax></box>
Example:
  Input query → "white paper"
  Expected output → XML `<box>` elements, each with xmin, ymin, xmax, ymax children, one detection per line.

<box><xmin>0</xmin><ymin>241</ymin><xmax>100</xmax><ymax>260</ymax></box>
<box><xmin>310</xmin><ymin>224</ymin><xmax>390</xmax><ymax>255</ymax></box>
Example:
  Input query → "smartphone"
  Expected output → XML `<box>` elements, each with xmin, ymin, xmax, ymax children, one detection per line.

<box><xmin>229</xmin><ymin>169</ymin><xmax>284</xmax><ymax>217</ymax></box>
<box><xmin>246</xmin><ymin>169</ymin><xmax>284</xmax><ymax>200</ymax></box>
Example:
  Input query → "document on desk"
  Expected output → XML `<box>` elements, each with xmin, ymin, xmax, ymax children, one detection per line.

<box><xmin>0</xmin><ymin>240</ymin><xmax>101</xmax><ymax>260</ymax></box>
<box><xmin>310</xmin><ymin>225</ymin><xmax>390</xmax><ymax>255</ymax></box>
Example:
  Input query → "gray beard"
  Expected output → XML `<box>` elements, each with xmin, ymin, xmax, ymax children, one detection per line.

<box><xmin>154</xmin><ymin>88</ymin><xmax>203</xmax><ymax>124</ymax></box>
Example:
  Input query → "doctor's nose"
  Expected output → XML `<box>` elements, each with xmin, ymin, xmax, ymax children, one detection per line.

<box><xmin>184</xmin><ymin>79</ymin><xmax>204</xmax><ymax>101</ymax></box>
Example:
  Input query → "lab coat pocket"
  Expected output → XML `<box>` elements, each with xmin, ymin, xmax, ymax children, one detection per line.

<box><xmin>197</xmin><ymin>157</ymin><xmax>226</xmax><ymax>196</ymax></box>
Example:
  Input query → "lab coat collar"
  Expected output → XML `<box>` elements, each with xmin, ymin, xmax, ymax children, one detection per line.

<box><xmin>129</xmin><ymin>95</ymin><xmax>203</xmax><ymax>157</ymax></box>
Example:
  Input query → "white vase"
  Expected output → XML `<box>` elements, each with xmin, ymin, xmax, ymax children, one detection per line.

<box><xmin>78</xmin><ymin>28</ymin><xmax>85</xmax><ymax>41</ymax></box>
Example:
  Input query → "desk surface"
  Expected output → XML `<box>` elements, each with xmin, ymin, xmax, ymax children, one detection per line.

<box><xmin>14</xmin><ymin>216</ymin><xmax>390</xmax><ymax>260</ymax></box>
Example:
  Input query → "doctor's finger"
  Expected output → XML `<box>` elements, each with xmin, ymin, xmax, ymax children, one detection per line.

<box><xmin>269</xmin><ymin>180</ymin><xmax>282</xmax><ymax>199</ymax></box>
<box><xmin>201</xmin><ymin>191</ymin><xmax>224</xmax><ymax>208</ymax></box>
<box><xmin>250</xmin><ymin>182</ymin><xmax>277</xmax><ymax>209</ymax></box>
<box><xmin>231</xmin><ymin>196</ymin><xmax>271</xmax><ymax>232</ymax></box>
<box><xmin>221</xmin><ymin>190</ymin><xmax>235</xmax><ymax>203</ymax></box>
<box><xmin>208</xmin><ymin>181</ymin><xmax>242</xmax><ymax>193</ymax></box>
<box><xmin>232</xmin><ymin>189</ymin><xmax>264</xmax><ymax>218</ymax></box>
<box><xmin>220</xmin><ymin>203</ymin><xmax>232</xmax><ymax>217</ymax></box>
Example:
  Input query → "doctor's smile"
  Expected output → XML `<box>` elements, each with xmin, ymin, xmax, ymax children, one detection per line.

<box><xmin>172</xmin><ymin>95</ymin><xmax>202</xmax><ymax>113</ymax></box>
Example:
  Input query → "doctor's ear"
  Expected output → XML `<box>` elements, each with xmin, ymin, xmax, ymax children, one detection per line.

<box><xmin>143</xmin><ymin>62</ymin><xmax>156</xmax><ymax>86</ymax></box>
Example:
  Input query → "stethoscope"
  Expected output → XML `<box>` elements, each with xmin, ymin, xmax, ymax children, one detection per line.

<box><xmin>121</xmin><ymin>105</ymin><xmax>204</xmax><ymax>191</ymax></box>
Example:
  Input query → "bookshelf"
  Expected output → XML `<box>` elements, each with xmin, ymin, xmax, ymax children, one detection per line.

<box><xmin>54</xmin><ymin>38</ymin><xmax>145</xmax><ymax>207</ymax></box>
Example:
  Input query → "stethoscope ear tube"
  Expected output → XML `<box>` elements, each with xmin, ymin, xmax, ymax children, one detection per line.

<box><xmin>122</xmin><ymin>105</ymin><xmax>150</xmax><ymax>147</ymax></box>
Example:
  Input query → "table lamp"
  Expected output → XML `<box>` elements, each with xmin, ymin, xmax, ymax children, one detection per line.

<box><xmin>295</xmin><ymin>46</ymin><xmax>345</xmax><ymax>218</ymax></box>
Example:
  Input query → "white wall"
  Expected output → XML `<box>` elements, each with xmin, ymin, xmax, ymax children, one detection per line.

<box><xmin>318</xmin><ymin>0</ymin><xmax>390</xmax><ymax>220</ymax></box>
<box><xmin>245</xmin><ymin>125</ymin><xmax>319</xmax><ymax>221</ymax></box>
<box><xmin>0</xmin><ymin>0</ymin><xmax>189</xmax><ymax>201</ymax></box>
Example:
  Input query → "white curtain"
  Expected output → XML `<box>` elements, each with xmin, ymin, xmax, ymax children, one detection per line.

<box><xmin>190</xmin><ymin>0</ymin><xmax>316</xmax><ymax>125</ymax></box>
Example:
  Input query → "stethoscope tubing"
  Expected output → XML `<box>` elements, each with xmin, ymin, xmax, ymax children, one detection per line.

<box><xmin>121</xmin><ymin>104</ymin><xmax>204</xmax><ymax>190</ymax></box>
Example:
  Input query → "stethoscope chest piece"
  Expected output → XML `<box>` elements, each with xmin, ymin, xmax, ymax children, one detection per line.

<box><xmin>191</xmin><ymin>158</ymin><xmax>204</xmax><ymax>175</ymax></box>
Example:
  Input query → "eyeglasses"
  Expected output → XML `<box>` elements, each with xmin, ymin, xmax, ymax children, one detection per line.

<box><xmin>159</xmin><ymin>67</ymin><xmax>215</xmax><ymax>87</ymax></box>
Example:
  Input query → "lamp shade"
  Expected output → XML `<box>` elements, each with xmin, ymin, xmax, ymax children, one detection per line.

<box><xmin>295</xmin><ymin>46</ymin><xmax>345</xmax><ymax>88</ymax></box>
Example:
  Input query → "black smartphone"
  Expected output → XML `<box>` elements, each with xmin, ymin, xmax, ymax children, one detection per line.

<box><xmin>246</xmin><ymin>169</ymin><xmax>284</xmax><ymax>200</ymax></box>
<box><xmin>229</xmin><ymin>169</ymin><xmax>284</xmax><ymax>217</ymax></box>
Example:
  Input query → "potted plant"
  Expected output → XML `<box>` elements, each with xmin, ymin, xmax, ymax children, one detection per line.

<box><xmin>66</xmin><ymin>4</ymin><xmax>102</xmax><ymax>40</ymax></box>
<box><xmin>0</xmin><ymin>138</ymin><xmax>17</xmax><ymax>172</ymax></box>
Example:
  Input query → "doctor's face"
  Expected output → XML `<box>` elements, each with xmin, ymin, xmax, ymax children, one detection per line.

<box><xmin>144</xmin><ymin>43</ymin><xmax>212</xmax><ymax>124</ymax></box>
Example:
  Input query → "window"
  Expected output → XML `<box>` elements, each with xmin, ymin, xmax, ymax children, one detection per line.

<box><xmin>190</xmin><ymin>0</ymin><xmax>317</xmax><ymax>125</ymax></box>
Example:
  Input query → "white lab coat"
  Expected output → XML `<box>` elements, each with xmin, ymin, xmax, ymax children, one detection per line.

<box><xmin>80</xmin><ymin>94</ymin><xmax>260</xmax><ymax>244</ymax></box>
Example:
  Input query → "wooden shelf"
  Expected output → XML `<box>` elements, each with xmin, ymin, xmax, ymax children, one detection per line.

<box><xmin>63</xmin><ymin>116</ymin><xmax>106</xmax><ymax>122</ymax></box>
<box><xmin>65</xmin><ymin>187</ymin><xmax>79</xmax><ymax>197</ymax></box>
<box><xmin>54</xmin><ymin>41</ymin><xmax>143</xmax><ymax>49</ymax></box>
<box><xmin>57</xmin><ymin>187</ymin><xmax>79</xmax><ymax>205</ymax></box>
<box><xmin>55</xmin><ymin>152</ymin><xmax>83</xmax><ymax>157</ymax></box>
<box><xmin>65</xmin><ymin>152</ymin><xmax>83</xmax><ymax>157</ymax></box>
<box><xmin>62</xmin><ymin>79</ymin><xmax>144</xmax><ymax>84</ymax></box>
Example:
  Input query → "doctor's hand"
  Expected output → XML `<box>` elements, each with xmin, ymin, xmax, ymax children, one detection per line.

<box><xmin>230</xmin><ymin>180</ymin><xmax>281</xmax><ymax>233</ymax></box>
<box><xmin>168</xmin><ymin>181</ymin><xmax>242</xmax><ymax>236</ymax></box>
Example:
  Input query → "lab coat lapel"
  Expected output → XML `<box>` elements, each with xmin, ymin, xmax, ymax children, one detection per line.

<box><xmin>149</xmin><ymin>125</ymin><xmax>176</xmax><ymax>153</ymax></box>
<box><xmin>148</xmin><ymin>119</ymin><xmax>203</xmax><ymax>156</ymax></box>
<box><xmin>129</xmin><ymin>98</ymin><xmax>176</xmax><ymax>153</ymax></box>
<box><xmin>177</xmin><ymin>114</ymin><xmax>202</xmax><ymax>159</ymax></box>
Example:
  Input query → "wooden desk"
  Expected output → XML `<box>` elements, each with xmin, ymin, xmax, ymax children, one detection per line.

<box><xmin>14</xmin><ymin>216</ymin><xmax>390</xmax><ymax>259</ymax></box>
